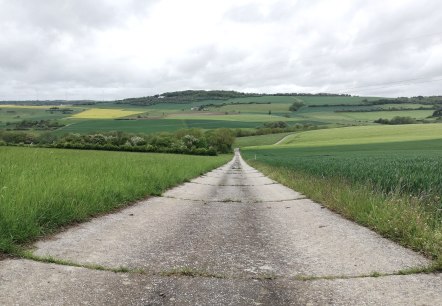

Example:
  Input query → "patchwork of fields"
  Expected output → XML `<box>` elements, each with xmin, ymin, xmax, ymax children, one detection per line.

<box><xmin>2</xmin><ymin>94</ymin><xmax>439</xmax><ymax>133</ymax></box>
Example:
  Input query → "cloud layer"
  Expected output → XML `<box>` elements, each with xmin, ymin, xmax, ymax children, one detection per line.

<box><xmin>0</xmin><ymin>0</ymin><xmax>441</xmax><ymax>99</ymax></box>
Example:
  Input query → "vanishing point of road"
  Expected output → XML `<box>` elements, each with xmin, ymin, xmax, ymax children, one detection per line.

<box><xmin>1</xmin><ymin>151</ymin><xmax>441</xmax><ymax>305</ymax></box>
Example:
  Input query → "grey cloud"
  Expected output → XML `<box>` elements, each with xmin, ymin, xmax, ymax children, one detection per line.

<box><xmin>0</xmin><ymin>0</ymin><xmax>441</xmax><ymax>100</ymax></box>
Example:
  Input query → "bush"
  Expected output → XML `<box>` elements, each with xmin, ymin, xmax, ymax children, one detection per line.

<box><xmin>374</xmin><ymin>116</ymin><xmax>416</xmax><ymax>125</ymax></box>
<box><xmin>263</xmin><ymin>121</ymin><xmax>289</xmax><ymax>129</ymax></box>
<box><xmin>289</xmin><ymin>101</ymin><xmax>305</xmax><ymax>112</ymax></box>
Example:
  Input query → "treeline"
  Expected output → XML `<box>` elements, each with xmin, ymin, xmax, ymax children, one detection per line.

<box><xmin>234</xmin><ymin>121</ymin><xmax>320</xmax><ymax>137</ymax></box>
<box><xmin>269</xmin><ymin>93</ymin><xmax>352</xmax><ymax>97</ymax></box>
<box><xmin>368</xmin><ymin>96</ymin><xmax>442</xmax><ymax>105</ymax></box>
<box><xmin>335</xmin><ymin>106</ymin><xmax>434</xmax><ymax>113</ymax></box>
<box><xmin>0</xmin><ymin>128</ymin><xmax>235</xmax><ymax>156</ymax></box>
<box><xmin>5</xmin><ymin>119</ymin><xmax>65</xmax><ymax>130</ymax></box>
<box><xmin>374</xmin><ymin>116</ymin><xmax>416</xmax><ymax>125</ymax></box>
<box><xmin>199</xmin><ymin>101</ymin><xmax>271</xmax><ymax>110</ymax></box>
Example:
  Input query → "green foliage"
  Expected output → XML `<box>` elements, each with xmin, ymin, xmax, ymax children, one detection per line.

<box><xmin>205</xmin><ymin>128</ymin><xmax>235</xmax><ymax>153</ymax></box>
<box><xmin>263</xmin><ymin>121</ymin><xmax>288</xmax><ymax>129</ymax></box>
<box><xmin>370</xmin><ymin>96</ymin><xmax>442</xmax><ymax>106</ymax></box>
<box><xmin>433</xmin><ymin>109</ymin><xmax>442</xmax><ymax>117</ymax></box>
<box><xmin>374</xmin><ymin>116</ymin><xmax>416</xmax><ymax>125</ymax></box>
<box><xmin>0</xmin><ymin>147</ymin><xmax>230</xmax><ymax>253</ymax></box>
<box><xmin>7</xmin><ymin>119</ymin><xmax>65</xmax><ymax>130</ymax></box>
<box><xmin>289</xmin><ymin>101</ymin><xmax>305</xmax><ymax>111</ymax></box>
<box><xmin>0</xmin><ymin>128</ymin><xmax>236</xmax><ymax>155</ymax></box>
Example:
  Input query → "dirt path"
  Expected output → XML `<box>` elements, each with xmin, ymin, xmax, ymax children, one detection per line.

<box><xmin>274</xmin><ymin>133</ymin><xmax>294</xmax><ymax>145</ymax></box>
<box><xmin>1</xmin><ymin>151</ymin><xmax>441</xmax><ymax>305</ymax></box>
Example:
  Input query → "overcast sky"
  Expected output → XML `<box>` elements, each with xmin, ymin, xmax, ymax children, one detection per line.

<box><xmin>0</xmin><ymin>0</ymin><xmax>441</xmax><ymax>100</ymax></box>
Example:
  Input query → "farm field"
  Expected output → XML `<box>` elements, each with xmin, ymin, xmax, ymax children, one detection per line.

<box><xmin>0</xmin><ymin>146</ymin><xmax>230</xmax><ymax>253</ymax></box>
<box><xmin>0</xmin><ymin>107</ymin><xmax>79</xmax><ymax>128</ymax></box>
<box><xmin>274</xmin><ymin>124</ymin><xmax>442</xmax><ymax>147</ymax></box>
<box><xmin>241</xmin><ymin>124</ymin><xmax>442</xmax><ymax>267</ymax></box>
<box><xmin>57</xmin><ymin>118</ymin><xmax>262</xmax><ymax>134</ymax></box>
<box><xmin>70</xmin><ymin>108</ymin><xmax>145</xmax><ymax>119</ymax></box>
<box><xmin>1</xmin><ymin>94</ymin><xmax>439</xmax><ymax>134</ymax></box>
<box><xmin>234</xmin><ymin>132</ymin><xmax>294</xmax><ymax>147</ymax></box>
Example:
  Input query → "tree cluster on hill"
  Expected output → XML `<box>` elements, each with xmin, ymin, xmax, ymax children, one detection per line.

<box><xmin>368</xmin><ymin>96</ymin><xmax>442</xmax><ymax>106</ymax></box>
<box><xmin>115</xmin><ymin>90</ymin><xmax>260</xmax><ymax>106</ymax></box>
<box><xmin>374</xmin><ymin>116</ymin><xmax>416</xmax><ymax>125</ymax></box>
<box><xmin>114</xmin><ymin>90</ymin><xmax>356</xmax><ymax>106</ymax></box>
<box><xmin>0</xmin><ymin>128</ymin><xmax>235</xmax><ymax>155</ymax></box>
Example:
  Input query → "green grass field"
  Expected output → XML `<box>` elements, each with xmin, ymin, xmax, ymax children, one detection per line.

<box><xmin>234</xmin><ymin>132</ymin><xmax>294</xmax><ymax>147</ymax></box>
<box><xmin>275</xmin><ymin>124</ymin><xmax>442</xmax><ymax>147</ymax></box>
<box><xmin>242</xmin><ymin>124</ymin><xmax>442</xmax><ymax>268</ymax></box>
<box><xmin>0</xmin><ymin>147</ymin><xmax>230</xmax><ymax>253</ymax></box>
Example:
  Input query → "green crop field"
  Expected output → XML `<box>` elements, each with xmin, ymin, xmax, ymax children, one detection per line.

<box><xmin>245</xmin><ymin>124</ymin><xmax>442</xmax><ymax>198</ymax></box>
<box><xmin>241</xmin><ymin>124</ymin><xmax>442</xmax><ymax>267</ymax></box>
<box><xmin>166</xmin><ymin>113</ymin><xmax>299</xmax><ymax>122</ymax></box>
<box><xmin>0</xmin><ymin>146</ymin><xmax>230</xmax><ymax>253</ymax></box>
<box><xmin>56</xmin><ymin>118</ymin><xmax>263</xmax><ymax>134</ymax></box>
<box><xmin>244</xmin><ymin>139</ymin><xmax>442</xmax><ymax>197</ymax></box>
<box><xmin>274</xmin><ymin>124</ymin><xmax>442</xmax><ymax>147</ymax></box>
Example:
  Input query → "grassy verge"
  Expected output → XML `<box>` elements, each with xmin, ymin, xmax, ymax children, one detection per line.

<box><xmin>0</xmin><ymin>146</ymin><xmax>231</xmax><ymax>254</ymax></box>
<box><xmin>247</xmin><ymin>161</ymin><xmax>442</xmax><ymax>271</ymax></box>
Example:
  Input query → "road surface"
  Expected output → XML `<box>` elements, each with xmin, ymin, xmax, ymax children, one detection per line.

<box><xmin>1</xmin><ymin>151</ymin><xmax>441</xmax><ymax>305</ymax></box>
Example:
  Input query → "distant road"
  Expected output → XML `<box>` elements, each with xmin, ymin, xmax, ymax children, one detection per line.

<box><xmin>1</xmin><ymin>151</ymin><xmax>441</xmax><ymax>305</ymax></box>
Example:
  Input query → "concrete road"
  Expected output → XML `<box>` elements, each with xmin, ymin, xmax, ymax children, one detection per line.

<box><xmin>1</xmin><ymin>151</ymin><xmax>441</xmax><ymax>305</ymax></box>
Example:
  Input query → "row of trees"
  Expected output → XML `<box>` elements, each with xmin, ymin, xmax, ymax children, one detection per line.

<box><xmin>0</xmin><ymin>128</ymin><xmax>235</xmax><ymax>155</ymax></box>
<box><xmin>374</xmin><ymin>116</ymin><xmax>416</xmax><ymax>125</ymax></box>
<box><xmin>6</xmin><ymin>119</ymin><xmax>65</xmax><ymax>130</ymax></box>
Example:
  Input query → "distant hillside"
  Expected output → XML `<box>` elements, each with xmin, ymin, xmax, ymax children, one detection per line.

<box><xmin>115</xmin><ymin>90</ymin><xmax>260</xmax><ymax>106</ymax></box>
<box><xmin>115</xmin><ymin>90</ymin><xmax>352</xmax><ymax>106</ymax></box>
<box><xmin>0</xmin><ymin>100</ymin><xmax>97</xmax><ymax>106</ymax></box>
<box><xmin>0</xmin><ymin>90</ymin><xmax>364</xmax><ymax>106</ymax></box>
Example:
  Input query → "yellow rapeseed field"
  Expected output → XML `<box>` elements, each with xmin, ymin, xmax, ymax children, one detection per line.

<box><xmin>70</xmin><ymin>108</ymin><xmax>144</xmax><ymax>119</ymax></box>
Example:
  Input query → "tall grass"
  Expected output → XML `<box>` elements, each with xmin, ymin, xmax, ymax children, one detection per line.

<box><xmin>0</xmin><ymin>147</ymin><xmax>230</xmax><ymax>253</ymax></box>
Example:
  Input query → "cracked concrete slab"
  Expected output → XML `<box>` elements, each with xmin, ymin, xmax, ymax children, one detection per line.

<box><xmin>1</xmin><ymin>259</ymin><xmax>441</xmax><ymax>305</ymax></box>
<box><xmin>1</xmin><ymin>150</ymin><xmax>441</xmax><ymax>305</ymax></box>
